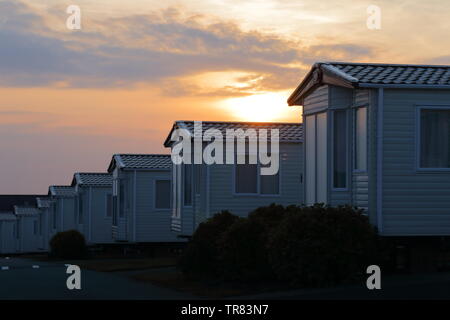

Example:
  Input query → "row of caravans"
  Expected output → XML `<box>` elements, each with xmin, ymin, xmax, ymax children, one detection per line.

<box><xmin>3</xmin><ymin>61</ymin><xmax>450</xmax><ymax>254</ymax></box>
<box><xmin>0</xmin><ymin>122</ymin><xmax>303</xmax><ymax>254</ymax></box>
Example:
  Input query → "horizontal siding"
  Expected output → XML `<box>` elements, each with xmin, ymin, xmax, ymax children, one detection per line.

<box><xmin>90</xmin><ymin>187</ymin><xmax>114</xmax><ymax>244</ymax></box>
<box><xmin>304</xmin><ymin>85</ymin><xmax>329</xmax><ymax>115</ymax></box>
<box><xmin>135</xmin><ymin>171</ymin><xmax>184</xmax><ymax>243</ymax></box>
<box><xmin>382</xmin><ymin>89</ymin><xmax>450</xmax><ymax>235</ymax></box>
<box><xmin>208</xmin><ymin>143</ymin><xmax>303</xmax><ymax>218</ymax></box>
<box><xmin>353</xmin><ymin>173</ymin><xmax>369</xmax><ymax>211</ymax></box>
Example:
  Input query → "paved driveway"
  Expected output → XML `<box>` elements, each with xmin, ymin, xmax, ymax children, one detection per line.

<box><xmin>0</xmin><ymin>257</ymin><xmax>195</xmax><ymax>300</ymax></box>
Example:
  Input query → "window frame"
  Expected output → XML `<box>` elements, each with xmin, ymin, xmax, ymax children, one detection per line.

<box><xmin>183</xmin><ymin>164</ymin><xmax>193</xmax><ymax>207</ymax></box>
<box><xmin>416</xmin><ymin>105</ymin><xmax>450</xmax><ymax>172</ymax></box>
<box><xmin>331</xmin><ymin>108</ymin><xmax>349</xmax><ymax>191</ymax></box>
<box><xmin>105</xmin><ymin>193</ymin><xmax>113</xmax><ymax>218</ymax></box>
<box><xmin>78</xmin><ymin>194</ymin><xmax>83</xmax><ymax>225</ymax></box>
<box><xmin>154</xmin><ymin>178</ymin><xmax>172</xmax><ymax>211</ymax></box>
<box><xmin>232</xmin><ymin>161</ymin><xmax>281</xmax><ymax>196</ymax></box>
<box><xmin>52</xmin><ymin>203</ymin><xmax>57</xmax><ymax>230</ymax></box>
<box><xmin>353</xmin><ymin>106</ymin><xmax>368</xmax><ymax>173</ymax></box>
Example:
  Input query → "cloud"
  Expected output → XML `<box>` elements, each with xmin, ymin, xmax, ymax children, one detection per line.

<box><xmin>0</xmin><ymin>1</ymin><xmax>374</xmax><ymax>94</ymax></box>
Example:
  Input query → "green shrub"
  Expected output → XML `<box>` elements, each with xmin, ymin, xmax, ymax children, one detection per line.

<box><xmin>268</xmin><ymin>204</ymin><xmax>379</xmax><ymax>287</ymax></box>
<box><xmin>178</xmin><ymin>210</ymin><xmax>238</xmax><ymax>279</ymax></box>
<box><xmin>219</xmin><ymin>217</ymin><xmax>274</xmax><ymax>282</ymax></box>
<box><xmin>49</xmin><ymin>230</ymin><xmax>88</xmax><ymax>259</ymax></box>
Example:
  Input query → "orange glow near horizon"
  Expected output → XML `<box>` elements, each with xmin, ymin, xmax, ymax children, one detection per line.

<box><xmin>222</xmin><ymin>91</ymin><xmax>296</xmax><ymax>122</ymax></box>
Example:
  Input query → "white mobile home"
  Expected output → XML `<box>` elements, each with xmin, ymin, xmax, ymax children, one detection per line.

<box><xmin>164</xmin><ymin>121</ymin><xmax>304</xmax><ymax>236</ymax></box>
<box><xmin>0</xmin><ymin>212</ymin><xmax>17</xmax><ymax>255</ymax></box>
<box><xmin>36</xmin><ymin>197</ymin><xmax>53</xmax><ymax>251</ymax></box>
<box><xmin>107</xmin><ymin>154</ymin><xmax>182</xmax><ymax>243</ymax></box>
<box><xmin>71</xmin><ymin>172</ymin><xmax>113</xmax><ymax>244</ymax></box>
<box><xmin>288</xmin><ymin>61</ymin><xmax>450</xmax><ymax>236</ymax></box>
<box><xmin>14</xmin><ymin>206</ymin><xmax>42</xmax><ymax>253</ymax></box>
<box><xmin>48</xmin><ymin>186</ymin><xmax>77</xmax><ymax>234</ymax></box>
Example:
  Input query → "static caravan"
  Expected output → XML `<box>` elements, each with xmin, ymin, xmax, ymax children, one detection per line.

<box><xmin>48</xmin><ymin>186</ymin><xmax>77</xmax><ymax>234</ymax></box>
<box><xmin>0</xmin><ymin>212</ymin><xmax>17</xmax><ymax>255</ymax></box>
<box><xmin>288</xmin><ymin>61</ymin><xmax>450</xmax><ymax>236</ymax></box>
<box><xmin>14</xmin><ymin>206</ymin><xmax>42</xmax><ymax>253</ymax></box>
<box><xmin>164</xmin><ymin>121</ymin><xmax>304</xmax><ymax>236</ymax></box>
<box><xmin>107</xmin><ymin>154</ymin><xmax>182</xmax><ymax>243</ymax></box>
<box><xmin>71</xmin><ymin>173</ymin><xmax>114</xmax><ymax>244</ymax></box>
<box><xmin>36</xmin><ymin>197</ymin><xmax>53</xmax><ymax>251</ymax></box>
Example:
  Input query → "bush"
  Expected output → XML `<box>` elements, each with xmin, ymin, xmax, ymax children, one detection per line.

<box><xmin>49</xmin><ymin>230</ymin><xmax>88</xmax><ymax>259</ymax></box>
<box><xmin>248</xmin><ymin>203</ymin><xmax>286</xmax><ymax>229</ymax></box>
<box><xmin>179</xmin><ymin>210</ymin><xmax>238</xmax><ymax>279</ymax></box>
<box><xmin>219</xmin><ymin>218</ymin><xmax>274</xmax><ymax>282</ymax></box>
<box><xmin>268</xmin><ymin>204</ymin><xmax>379</xmax><ymax>287</ymax></box>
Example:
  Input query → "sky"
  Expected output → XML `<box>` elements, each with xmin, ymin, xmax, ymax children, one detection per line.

<box><xmin>1</xmin><ymin>0</ymin><xmax>450</xmax><ymax>193</ymax></box>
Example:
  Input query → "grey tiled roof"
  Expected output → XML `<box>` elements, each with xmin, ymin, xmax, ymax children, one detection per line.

<box><xmin>322</xmin><ymin>62</ymin><xmax>450</xmax><ymax>85</ymax></box>
<box><xmin>74</xmin><ymin>173</ymin><xmax>112</xmax><ymax>187</ymax></box>
<box><xmin>36</xmin><ymin>197</ymin><xmax>53</xmax><ymax>208</ymax></box>
<box><xmin>49</xmin><ymin>186</ymin><xmax>76</xmax><ymax>197</ymax></box>
<box><xmin>164</xmin><ymin>121</ymin><xmax>303</xmax><ymax>146</ymax></box>
<box><xmin>0</xmin><ymin>212</ymin><xmax>16</xmax><ymax>221</ymax></box>
<box><xmin>14</xmin><ymin>206</ymin><xmax>40</xmax><ymax>216</ymax></box>
<box><xmin>112</xmin><ymin>154</ymin><xmax>172</xmax><ymax>170</ymax></box>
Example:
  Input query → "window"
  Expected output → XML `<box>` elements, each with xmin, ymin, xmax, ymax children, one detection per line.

<box><xmin>119</xmin><ymin>181</ymin><xmax>125</xmax><ymax>217</ymax></box>
<box><xmin>39</xmin><ymin>214</ymin><xmax>43</xmax><ymax>236</ymax></box>
<box><xmin>112</xmin><ymin>195</ymin><xmax>118</xmax><ymax>226</ymax></box>
<box><xmin>78</xmin><ymin>195</ymin><xmax>83</xmax><ymax>224</ymax></box>
<box><xmin>333</xmin><ymin>110</ymin><xmax>347</xmax><ymax>189</ymax></box>
<box><xmin>235</xmin><ymin>162</ymin><xmax>258</xmax><ymax>194</ymax></box>
<box><xmin>183</xmin><ymin>164</ymin><xmax>192</xmax><ymax>206</ymax></box>
<box><xmin>155</xmin><ymin>180</ymin><xmax>171</xmax><ymax>209</ymax></box>
<box><xmin>106</xmin><ymin>194</ymin><xmax>113</xmax><ymax>217</ymax></box>
<box><xmin>260</xmin><ymin>167</ymin><xmax>280</xmax><ymax>195</ymax></box>
<box><xmin>16</xmin><ymin>221</ymin><xmax>20</xmax><ymax>239</ymax></box>
<box><xmin>194</xmin><ymin>164</ymin><xmax>202</xmax><ymax>195</ymax></box>
<box><xmin>235</xmin><ymin>156</ymin><xmax>280</xmax><ymax>195</ymax></box>
<box><xmin>52</xmin><ymin>204</ymin><xmax>57</xmax><ymax>229</ymax></box>
<box><xmin>420</xmin><ymin>108</ymin><xmax>450</xmax><ymax>168</ymax></box>
<box><xmin>33</xmin><ymin>220</ymin><xmax>38</xmax><ymax>235</ymax></box>
<box><xmin>355</xmin><ymin>107</ymin><xmax>367</xmax><ymax>171</ymax></box>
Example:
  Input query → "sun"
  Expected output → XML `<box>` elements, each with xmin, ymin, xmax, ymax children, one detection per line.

<box><xmin>222</xmin><ymin>91</ymin><xmax>295</xmax><ymax>122</ymax></box>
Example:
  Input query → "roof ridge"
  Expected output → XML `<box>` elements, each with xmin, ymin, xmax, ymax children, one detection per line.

<box><xmin>114</xmin><ymin>153</ymin><xmax>171</xmax><ymax>157</ymax></box>
<box><xmin>323</xmin><ymin>61</ymin><xmax>450</xmax><ymax>68</ymax></box>
<box><xmin>76</xmin><ymin>172</ymin><xmax>111</xmax><ymax>175</ymax></box>
<box><xmin>175</xmin><ymin>120</ymin><xmax>302</xmax><ymax>125</ymax></box>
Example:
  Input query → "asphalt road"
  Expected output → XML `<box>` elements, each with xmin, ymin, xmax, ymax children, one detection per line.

<box><xmin>3</xmin><ymin>257</ymin><xmax>450</xmax><ymax>300</ymax></box>
<box><xmin>0</xmin><ymin>257</ymin><xmax>195</xmax><ymax>300</ymax></box>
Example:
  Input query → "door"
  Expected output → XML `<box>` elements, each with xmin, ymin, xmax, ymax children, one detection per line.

<box><xmin>305</xmin><ymin>112</ymin><xmax>328</xmax><ymax>205</ymax></box>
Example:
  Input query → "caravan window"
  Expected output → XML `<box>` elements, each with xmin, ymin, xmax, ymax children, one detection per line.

<box><xmin>106</xmin><ymin>194</ymin><xmax>113</xmax><ymax>217</ymax></box>
<box><xmin>235</xmin><ymin>162</ymin><xmax>258</xmax><ymax>194</ymax></box>
<box><xmin>52</xmin><ymin>204</ymin><xmax>57</xmax><ymax>229</ymax></box>
<box><xmin>355</xmin><ymin>107</ymin><xmax>367</xmax><ymax>171</ymax></box>
<box><xmin>78</xmin><ymin>195</ymin><xmax>83</xmax><ymax>224</ymax></box>
<box><xmin>333</xmin><ymin>110</ymin><xmax>348</xmax><ymax>189</ymax></box>
<box><xmin>260</xmin><ymin>167</ymin><xmax>280</xmax><ymax>195</ymax></box>
<box><xmin>183</xmin><ymin>164</ymin><xmax>192</xmax><ymax>206</ymax></box>
<box><xmin>119</xmin><ymin>180</ymin><xmax>125</xmax><ymax>217</ymax></box>
<box><xmin>155</xmin><ymin>180</ymin><xmax>171</xmax><ymax>209</ymax></box>
<box><xmin>420</xmin><ymin>108</ymin><xmax>450</xmax><ymax>168</ymax></box>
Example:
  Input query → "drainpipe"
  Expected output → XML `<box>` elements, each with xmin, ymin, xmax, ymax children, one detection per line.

<box><xmin>376</xmin><ymin>88</ymin><xmax>384</xmax><ymax>233</ymax></box>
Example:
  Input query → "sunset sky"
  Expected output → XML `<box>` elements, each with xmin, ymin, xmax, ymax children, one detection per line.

<box><xmin>1</xmin><ymin>0</ymin><xmax>450</xmax><ymax>193</ymax></box>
